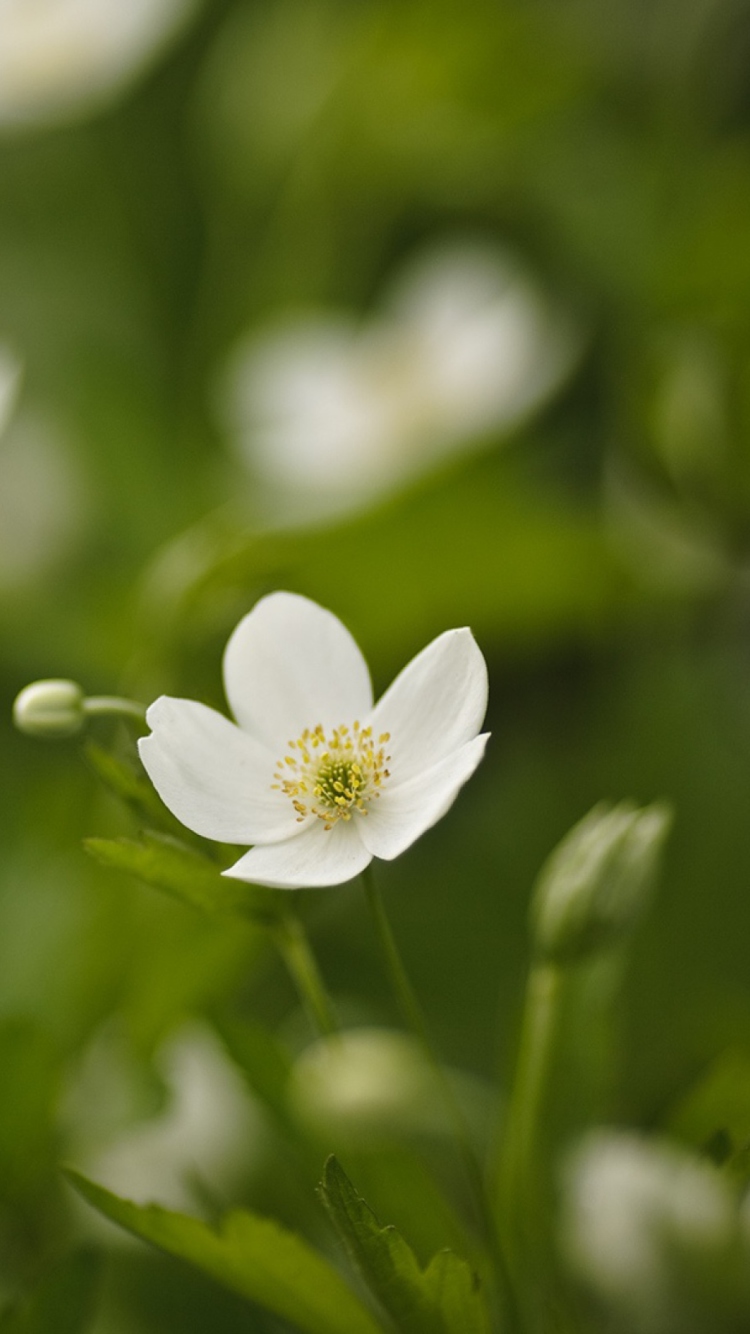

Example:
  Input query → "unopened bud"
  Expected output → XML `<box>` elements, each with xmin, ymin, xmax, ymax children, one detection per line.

<box><xmin>287</xmin><ymin>1028</ymin><xmax>451</xmax><ymax>1144</ymax></box>
<box><xmin>12</xmin><ymin>678</ymin><xmax>85</xmax><ymax>738</ymax></box>
<box><xmin>531</xmin><ymin>800</ymin><xmax>672</xmax><ymax>964</ymax></box>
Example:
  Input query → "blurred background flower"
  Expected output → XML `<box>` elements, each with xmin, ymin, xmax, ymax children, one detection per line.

<box><xmin>0</xmin><ymin>344</ymin><xmax>84</xmax><ymax>594</ymax></box>
<box><xmin>0</xmin><ymin>0</ymin><xmax>200</xmax><ymax>129</ymax></box>
<box><xmin>220</xmin><ymin>240</ymin><xmax>578</xmax><ymax>521</ymax></box>
<box><xmin>561</xmin><ymin>1131</ymin><xmax>750</xmax><ymax>1333</ymax></box>
<box><xmin>65</xmin><ymin>1023</ymin><xmax>260</xmax><ymax>1218</ymax></box>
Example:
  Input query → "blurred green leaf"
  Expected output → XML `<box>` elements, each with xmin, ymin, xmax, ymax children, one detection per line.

<box><xmin>318</xmin><ymin>1156</ymin><xmax>491</xmax><ymax>1334</ymax></box>
<box><xmin>137</xmin><ymin>450</ymin><xmax>634</xmax><ymax>689</ymax></box>
<box><xmin>668</xmin><ymin>1050</ymin><xmax>750</xmax><ymax>1181</ymax></box>
<box><xmin>0</xmin><ymin>1248</ymin><xmax>101</xmax><ymax>1334</ymax></box>
<box><xmin>0</xmin><ymin>1020</ymin><xmax>60</xmax><ymax>1202</ymax></box>
<box><xmin>83</xmin><ymin>742</ymin><xmax>184</xmax><ymax>835</ymax></box>
<box><xmin>65</xmin><ymin>1170</ymin><xmax>384</xmax><ymax>1334</ymax></box>
<box><xmin>83</xmin><ymin>831</ymin><xmax>280</xmax><ymax>922</ymax></box>
<box><xmin>213</xmin><ymin>1014</ymin><xmax>294</xmax><ymax>1122</ymax></box>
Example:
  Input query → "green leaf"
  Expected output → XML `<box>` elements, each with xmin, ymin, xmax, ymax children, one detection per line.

<box><xmin>421</xmin><ymin>1250</ymin><xmax>492</xmax><ymax>1334</ymax></box>
<box><xmin>83</xmin><ymin>741</ymin><xmax>183</xmax><ymax>833</ymax></box>
<box><xmin>667</xmin><ymin>1050</ymin><xmax>750</xmax><ymax>1182</ymax></box>
<box><xmin>84</xmin><ymin>831</ymin><xmax>280</xmax><ymax>921</ymax></box>
<box><xmin>318</xmin><ymin>1157</ymin><xmax>490</xmax><ymax>1334</ymax></box>
<box><xmin>0</xmin><ymin>1020</ymin><xmax>60</xmax><ymax>1202</ymax></box>
<box><xmin>65</xmin><ymin>1171</ymin><xmax>383</xmax><ymax>1334</ymax></box>
<box><xmin>213</xmin><ymin>1015</ymin><xmax>294</xmax><ymax>1122</ymax></box>
<box><xmin>0</xmin><ymin>1248</ymin><xmax>101</xmax><ymax>1334</ymax></box>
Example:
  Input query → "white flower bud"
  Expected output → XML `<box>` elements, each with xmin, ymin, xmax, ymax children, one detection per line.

<box><xmin>287</xmin><ymin>1028</ymin><xmax>451</xmax><ymax>1144</ymax></box>
<box><xmin>13</xmin><ymin>678</ymin><xmax>85</xmax><ymax>738</ymax></box>
<box><xmin>531</xmin><ymin>801</ymin><xmax>672</xmax><ymax>964</ymax></box>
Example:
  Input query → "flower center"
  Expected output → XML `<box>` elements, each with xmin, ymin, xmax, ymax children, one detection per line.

<box><xmin>272</xmin><ymin>722</ymin><xmax>391</xmax><ymax>830</ymax></box>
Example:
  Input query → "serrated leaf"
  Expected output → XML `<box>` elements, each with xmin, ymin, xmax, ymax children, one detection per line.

<box><xmin>0</xmin><ymin>1248</ymin><xmax>101</xmax><ymax>1334</ymax></box>
<box><xmin>84</xmin><ymin>832</ymin><xmax>280</xmax><ymax>921</ymax></box>
<box><xmin>65</xmin><ymin>1171</ymin><xmax>383</xmax><ymax>1334</ymax></box>
<box><xmin>318</xmin><ymin>1157</ymin><xmax>490</xmax><ymax>1334</ymax></box>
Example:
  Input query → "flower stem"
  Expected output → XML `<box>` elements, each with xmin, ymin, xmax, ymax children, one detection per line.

<box><xmin>271</xmin><ymin>910</ymin><xmax>339</xmax><ymax>1039</ymax></box>
<box><xmin>361</xmin><ymin>864</ymin><xmax>432</xmax><ymax>1048</ymax></box>
<box><xmin>82</xmin><ymin>695</ymin><xmax>148</xmax><ymax>725</ymax></box>
<box><xmin>501</xmin><ymin>962</ymin><xmax>562</xmax><ymax>1211</ymax></box>
<box><xmin>361</xmin><ymin>864</ymin><xmax>520</xmax><ymax>1330</ymax></box>
<box><xmin>496</xmin><ymin>959</ymin><xmax>568</xmax><ymax>1331</ymax></box>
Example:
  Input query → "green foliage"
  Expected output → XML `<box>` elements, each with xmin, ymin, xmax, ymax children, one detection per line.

<box><xmin>83</xmin><ymin>831</ymin><xmax>280</xmax><ymax>922</ymax></box>
<box><xmin>65</xmin><ymin>1171</ymin><xmax>383</xmax><ymax>1334</ymax></box>
<box><xmin>318</xmin><ymin>1157</ymin><xmax>491</xmax><ymax>1334</ymax></box>
<box><xmin>83</xmin><ymin>743</ymin><xmax>183</xmax><ymax>835</ymax></box>
<box><xmin>213</xmin><ymin>1014</ymin><xmax>294</xmax><ymax>1122</ymax></box>
<box><xmin>0</xmin><ymin>1250</ymin><xmax>101</xmax><ymax>1334</ymax></box>
<box><xmin>0</xmin><ymin>1020</ymin><xmax>60</xmax><ymax>1203</ymax></box>
<box><xmin>668</xmin><ymin>1050</ymin><xmax>750</xmax><ymax>1183</ymax></box>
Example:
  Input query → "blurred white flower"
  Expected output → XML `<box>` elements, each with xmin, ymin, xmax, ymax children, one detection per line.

<box><xmin>0</xmin><ymin>355</ymin><xmax>83</xmax><ymax>593</ymax></box>
<box><xmin>222</xmin><ymin>241</ymin><xmax>578</xmax><ymax>520</ymax></box>
<box><xmin>139</xmin><ymin>590</ymin><xmax>489</xmax><ymax>889</ymax></box>
<box><xmin>0</xmin><ymin>345</ymin><xmax>21</xmax><ymax>433</ymax></box>
<box><xmin>0</xmin><ymin>0</ymin><xmax>199</xmax><ymax>128</ymax></box>
<box><xmin>69</xmin><ymin>1023</ymin><xmax>259</xmax><ymax>1217</ymax></box>
<box><xmin>561</xmin><ymin>1131</ymin><xmax>750</xmax><ymax>1333</ymax></box>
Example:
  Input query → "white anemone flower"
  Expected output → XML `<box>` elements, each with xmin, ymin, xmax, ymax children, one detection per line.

<box><xmin>0</xmin><ymin>0</ymin><xmax>198</xmax><ymax>129</ymax></box>
<box><xmin>138</xmin><ymin>591</ymin><xmax>489</xmax><ymax>890</ymax></box>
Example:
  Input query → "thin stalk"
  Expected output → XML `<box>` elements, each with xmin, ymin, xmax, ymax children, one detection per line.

<box><xmin>271</xmin><ymin>909</ymin><xmax>339</xmax><ymax>1039</ymax></box>
<box><xmin>83</xmin><ymin>696</ymin><xmax>147</xmax><ymax>725</ymax></box>
<box><xmin>495</xmin><ymin>959</ymin><xmax>575</xmax><ymax>1334</ymax></box>
<box><xmin>361</xmin><ymin>864</ymin><xmax>521</xmax><ymax>1331</ymax></box>
<box><xmin>499</xmin><ymin>961</ymin><xmax>563</xmax><ymax>1225</ymax></box>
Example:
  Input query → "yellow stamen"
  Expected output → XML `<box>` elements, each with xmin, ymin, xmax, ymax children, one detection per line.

<box><xmin>272</xmin><ymin>719</ymin><xmax>392</xmax><ymax>829</ymax></box>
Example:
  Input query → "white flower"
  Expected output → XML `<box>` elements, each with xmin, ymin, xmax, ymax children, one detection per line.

<box><xmin>138</xmin><ymin>591</ymin><xmax>489</xmax><ymax>889</ymax></box>
<box><xmin>0</xmin><ymin>0</ymin><xmax>198</xmax><ymax>129</ymax></box>
<box><xmin>561</xmin><ymin>1132</ymin><xmax>749</xmax><ymax>1333</ymax></box>
<box><xmin>67</xmin><ymin>1023</ymin><xmax>260</xmax><ymax>1217</ymax></box>
<box><xmin>0</xmin><ymin>346</ymin><xmax>84</xmax><ymax>591</ymax></box>
<box><xmin>0</xmin><ymin>344</ymin><xmax>21</xmax><ymax>434</ymax></box>
<box><xmin>221</xmin><ymin>241</ymin><xmax>578</xmax><ymax>520</ymax></box>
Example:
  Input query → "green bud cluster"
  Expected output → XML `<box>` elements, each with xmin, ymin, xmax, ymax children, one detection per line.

<box><xmin>531</xmin><ymin>800</ymin><xmax>672</xmax><ymax>964</ymax></box>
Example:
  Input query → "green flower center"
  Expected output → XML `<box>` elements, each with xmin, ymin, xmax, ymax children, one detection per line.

<box><xmin>272</xmin><ymin>722</ymin><xmax>391</xmax><ymax>830</ymax></box>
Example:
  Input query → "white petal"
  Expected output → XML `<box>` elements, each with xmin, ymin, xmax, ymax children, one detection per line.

<box><xmin>367</xmin><ymin>628</ymin><xmax>488</xmax><ymax>785</ymax></box>
<box><xmin>138</xmin><ymin>696</ymin><xmax>303</xmax><ymax>845</ymax></box>
<box><xmin>223</xmin><ymin>591</ymin><xmax>373</xmax><ymax>752</ymax></box>
<box><xmin>358</xmin><ymin>733</ymin><xmax>489</xmax><ymax>861</ymax></box>
<box><xmin>223</xmin><ymin>820</ymin><xmax>372</xmax><ymax>890</ymax></box>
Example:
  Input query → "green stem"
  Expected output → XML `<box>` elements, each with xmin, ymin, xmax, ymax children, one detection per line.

<box><xmin>361</xmin><ymin>864</ymin><xmax>521</xmax><ymax>1331</ymax></box>
<box><xmin>83</xmin><ymin>695</ymin><xmax>147</xmax><ymax>725</ymax></box>
<box><xmin>499</xmin><ymin>961</ymin><xmax>562</xmax><ymax>1222</ymax></box>
<box><xmin>271</xmin><ymin>910</ymin><xmax>339</xmax><ymax>1039</ymax></box>
<box><xmin>361</xmin><ymin>864</ymin><xmax>432</xmax><ymax>1048</ymax></box>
